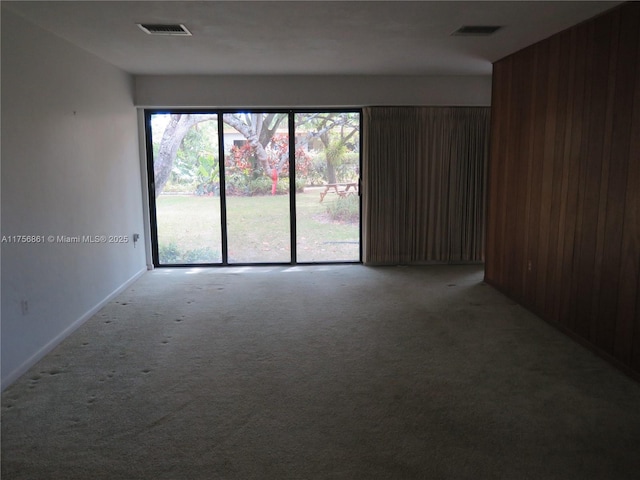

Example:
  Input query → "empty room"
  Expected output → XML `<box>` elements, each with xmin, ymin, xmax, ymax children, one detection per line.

<box><xmin>1</xmin><ymin>1</ymin><xmax>639</xmax><ymax>478</ymax></box>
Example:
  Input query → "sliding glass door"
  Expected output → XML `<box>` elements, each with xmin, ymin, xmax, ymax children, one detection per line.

<box><xmin>222</xmin><ymin>113</ymin><xmax>291</xmax><ymax>263</ymax></box>
<box><xmin>149</xmin><ymin>113</ymin><xmax>222</xmax><ymax>264</ymax></box>
<box><xmin>146</xmin><ymin>109</ymin><xmax>361</xmax><ymax>266</ymax></box>
<box><xmin>295</xmin><ymin>112</ymin><xmax>360</xmax><ymax>262</ymax></box>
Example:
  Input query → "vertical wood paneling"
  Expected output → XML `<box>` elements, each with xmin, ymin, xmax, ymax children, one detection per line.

<box><xmin>486</xmin><ymin>61</ymin><xmax>504</xmax><ymax>283</ymax></box>
<box><xmin>550</xmin><ymin>28</ymin><xmax>576</xmax><ymax>326</ymax></box>
<box><xmin>538</xmin><ymin>35</ymin><xmax>561</xmax><ymax>314</ymax></box>
<box><xmin>545</xmin><ymin>31</ymin><xmax>570</xmax><ymax>322</ymax></box>
<box><xmin>558</xmin><ymin>24</ymin><xmax>586</xmax><ymax>332</ymax></box>
<box><xmin>506</xmin><ymin>54</ymin><xmax>525</xmax><ymax>299</ymax></box>
<box><xmin>486</xmin><ymin>2</ymin><xmax>640</xmax><ymax>379</ymax></box>
<box><xmin>592</xmin><ymin>8</ymin><xmax>621</xmax><ymax>352</ymax></box>
<box><xmin>620</xmin><ymin>12</ymin><xmax>640</xmax><ymax>368</ymax></box>
<box><xmin>492</xmin><ymin>59</ymin><xmax>513</xmax><ymax>288</ymax></box>
<box><xmin>576</xmin><ymin>14</ymin><xmax>611</xmax><ymax>342</ymax></box>
<box><xmin>525</xmin><ymin>44</ymin><xmax>545</xmax><ymax>308</ymax></box>
<box><xmin>598</xmin><ymin>7</ymin><xmax>637</xmax><ymax>353</ymax></box>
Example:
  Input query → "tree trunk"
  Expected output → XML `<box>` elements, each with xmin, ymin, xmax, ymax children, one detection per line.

<box><xmin>320</xmin><ymin>132</ymin><xmax>337</xmax><ymax>184</ymax></box>
<box><xmin>223</xmin><ymin>114</ymin><xmax>272</xmax><ymax>174</ymax></box>
<box><xmin>326</xmin><ymin>161</ymin><xmax>337</xmax><ymax>184</ymax></box>
<box><xmin>154</xmin><ymin>114</ymin><xmax>216</xmax><ymax>197</ymax></box>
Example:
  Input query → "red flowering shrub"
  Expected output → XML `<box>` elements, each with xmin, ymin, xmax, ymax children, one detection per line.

<box><xmin>224</xmin><ymin>134</ymin><xmax>312</xmax><ymax>195</ymax></box>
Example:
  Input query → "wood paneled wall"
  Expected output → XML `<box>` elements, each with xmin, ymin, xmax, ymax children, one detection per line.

<box><xmin>486</xmin><ymin>2</ymin><xmax>640</xmax><ymax>378</ymax></box>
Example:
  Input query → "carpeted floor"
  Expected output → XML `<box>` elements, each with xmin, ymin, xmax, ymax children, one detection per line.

<box><xmin>2</xmin><ymin>265</ymin><xmax>640</xmax><ymax>479</ymax></box>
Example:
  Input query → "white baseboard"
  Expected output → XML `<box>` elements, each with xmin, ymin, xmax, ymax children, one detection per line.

<box><xmin>1</xmin><ymin>267</ymin><xmax>147</xmax><ymax>391</ymax></box>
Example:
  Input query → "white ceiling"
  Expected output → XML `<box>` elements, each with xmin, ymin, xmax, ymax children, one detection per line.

<box><xmin>3</xmin><ymin>1</ymin><xmax>620</xmax><ymax>76</ymax></box>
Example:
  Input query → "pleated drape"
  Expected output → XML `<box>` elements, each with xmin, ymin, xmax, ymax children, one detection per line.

<box><xmin>362</xmin><ymin>107</ymin><xmax>490</xmax><ymax>265</ymax></box>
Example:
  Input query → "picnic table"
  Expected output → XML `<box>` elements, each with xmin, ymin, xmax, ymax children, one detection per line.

<box><xmin>319</xmin><ymin>182</ymin><xmax>359</xmax><ymax>202</ymax></box>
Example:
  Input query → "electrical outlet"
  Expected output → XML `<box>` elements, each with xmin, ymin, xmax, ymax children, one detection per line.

<box><xmin>21</xmin><ymin>300</ymin><xmax>28</xmax><ymax>315</ymax></box>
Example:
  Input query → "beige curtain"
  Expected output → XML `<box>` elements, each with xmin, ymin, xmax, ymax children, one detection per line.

<box><xmin>362</xmin><ymin>107</ymin><xmax>490</xmax><ymax>265</ymax></box>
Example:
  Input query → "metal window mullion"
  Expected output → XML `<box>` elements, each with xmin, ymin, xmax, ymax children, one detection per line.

<box><xmin>289</xmin><ymin>111</ymin><xmax>297</xmax><ymax>264</ymax></box>
<box><xmin>218</xmin><ymin>113</ymin><xmax>229</xmax><ymax>265</ymax></box>
<box><xmin>144</xmin><ymin>110</ymin><xmax>161</xmax><ymax>266</ymax></box>
<box><xmin>358</xmin><ymin>109</ymin><xmax>363</xmax><ymax>263</ymax></box>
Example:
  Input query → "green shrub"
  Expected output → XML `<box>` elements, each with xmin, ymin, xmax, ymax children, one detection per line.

<box><xmin>158</xmin><ymin>243</ymin><xmax>181</xmax><ymax>263</ymax></box>
<box><xmin>158</xmin><ymin>243</ymin><xmax>219</xmax><ymax>264</ymax></box>
<box><xmin>326</xmin><ymin>194</ymin><xmax>359</xmax><ymax>223</ymax></box>
<box><xmin>249</xmin><ymin>176</ymin><xmax>272</xmax><ymax>195</ymax></box>
<box><xmin>225</xmin><ymin>173</ymin><xmax>250</xmax><ymax>196</ymax></box>
<box><xmin>276</xmin><ymin>177</ymin><xmax>289</xmax><ymax>195</ymax></box>
<box><xmin>195</xmin><ymin>182</ymin><xmax>219</xmax><ymax>196</ymax></box>
<box><xmin>181</xmin><ymin>247</ymin><xmax>219</xmax><ymax>263</ymax></box>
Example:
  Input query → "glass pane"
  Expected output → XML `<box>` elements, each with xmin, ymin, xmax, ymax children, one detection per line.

<box><xmin>150</xmin><ymin>113</ymin><xmax>222</xmax><ymax>264</ymax></box>
<box><xmin>222</xmin><ymin>113</ymin><xmax>291</xmax><ymax>263</ymax></box>
<box><xmin>295</xmin><ymin>112</ymin><xmax>360</xmax><ymax>262</ymax></box>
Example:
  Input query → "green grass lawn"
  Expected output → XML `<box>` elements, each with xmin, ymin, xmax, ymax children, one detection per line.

<box><xmin>156</xmin><ymin>189</ymin><xmax>359</xmax><ymax>263</ymax></box>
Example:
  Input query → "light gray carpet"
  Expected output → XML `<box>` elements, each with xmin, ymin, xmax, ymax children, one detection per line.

<box><xmin>2</xmin><ymin>265</ymin><xmax>640</xmax><ymax>479</ymax></box>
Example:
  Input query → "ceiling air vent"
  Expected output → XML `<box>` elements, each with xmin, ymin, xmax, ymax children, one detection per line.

<box><xmin>137</xmin><ymin>24</ymin><xmax>192</xmax><ymax>36</ymax></box>
<box><xmin>452</xmin><ymin>25</ymin><xmax>502</xmax><ymax>36</ymax></box>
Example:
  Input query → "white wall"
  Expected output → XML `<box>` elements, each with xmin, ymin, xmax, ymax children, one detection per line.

<box><xmin>135</xmin><ymin>75</ymin><xmax>491</xmax><ymax>108</ymax></box>
<box><xmin>1</xmin><ymin>9</ymin><xmax>147</xmax><ymax>389</ymax></box>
